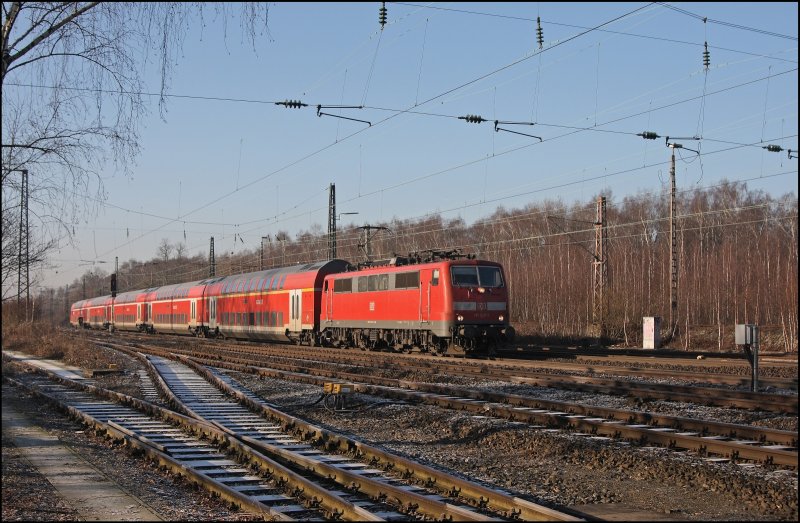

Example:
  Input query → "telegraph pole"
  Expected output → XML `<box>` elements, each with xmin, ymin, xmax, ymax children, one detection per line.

<box><xmin>638</xmin><ymin>132</ymin><xmax>698</xmax><ymax>342</ymax></box>
<box><xmin>668</xmin><ymin>146</ymin><xmax>678</xmax><ymax>337</ymax></box>
<box><xmin>664</xmin><ymin>138</ymin><xmax>697</xmax><ymax>338</ymax></box>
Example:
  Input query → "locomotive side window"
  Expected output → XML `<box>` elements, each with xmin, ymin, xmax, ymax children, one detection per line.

<box><xmin>432</xmin><ymin>270</ymin><xmax>439</xmax><ymax>286</ymax></box>
<box><xmin>378</xmin><ymin>274</ymin><xmax>389</xmax><ymax>290</ymax></box>
<box><xmin>334</xmin><ymin>278</ymin><xmax>352</xmax><ymax>293</ymax></box>
<box><xmin>368</xmin><ymin>275</ymin><xmax>378</xmax><ymax>291</ymax></box>
<box><xmin>478</xmin><ymin>266</ymin><xmax>504</xmax><ymax>287</ymax></box>
<box><xmin>395</xmin><ymin>271</ymin><xmax>420</xmax><ymax>289</ymax></box>
<box><xmin>358</xmin><ymin>277</ymin><xmax>368</xmax><ymax>292</ymax></box>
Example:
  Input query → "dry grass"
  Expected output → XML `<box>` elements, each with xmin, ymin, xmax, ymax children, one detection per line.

<box><xmin>2</xmin><ymin>321</ymin><xmax>117</xmax><ymax>370</ymax></box>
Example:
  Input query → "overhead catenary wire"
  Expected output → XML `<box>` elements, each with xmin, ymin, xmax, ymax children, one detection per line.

<box><xmin>21</xmin><ymin>4</ymin><xmax>795</xmax><ymax>285</ymax></box>
<box><xmin>40</xmin><ymin>2</ymin><xmax>668</xmax><ymax>270</ymax></box>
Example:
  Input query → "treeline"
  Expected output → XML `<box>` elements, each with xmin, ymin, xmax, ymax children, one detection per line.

<box><xmin>28</xmin><ymin>181</ymin><xmax>798</xmax><ymax>351</ymax></box>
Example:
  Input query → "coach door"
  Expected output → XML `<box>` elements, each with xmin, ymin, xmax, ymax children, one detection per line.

<box><xmin>209</xmin><ymin>297</ymin><xmax>217</xmax><ymax>329</ymax></box>
<box><xmin>420</xmin><ymin>270</ymin><xmax>430</xmax><ymax>324</ymax></box>
<box><xmin>290</xmin><ymin>290</ymin><xmax>302</xmax><ymax>331</ymax></box>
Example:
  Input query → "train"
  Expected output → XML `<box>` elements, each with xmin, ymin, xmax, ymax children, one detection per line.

<box><xmin>69</xmin><ymin>250</ymin><xmax>514</xmax><ymax>355</ymax></box>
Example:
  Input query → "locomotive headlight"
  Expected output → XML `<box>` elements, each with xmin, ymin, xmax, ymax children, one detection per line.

<box><xmin>457</xmin><ymin>315</ymin><xmax>464</xmax><ymax>322</ymax></box>
<box><xmin>498</xmin><ymin>315</ymin><xmax>504</xmax><ymax>322</ymax></box>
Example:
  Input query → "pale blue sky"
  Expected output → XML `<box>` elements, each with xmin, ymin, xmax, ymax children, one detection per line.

<box><xmin>29</xmin><ymin>2</ymin><xmax>799</xmax><ymax>289</ymax></box>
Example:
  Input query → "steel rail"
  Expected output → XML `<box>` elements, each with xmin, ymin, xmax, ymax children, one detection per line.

<box><xmin>121</xmin><ymin>345</ymin><xmax>796</xmax><ymax>468</ymax></box>
<box><xmin>141</xmin><ymin>354</ymin><xmax>494</xmax><ymax>522</ymax></box>
<box><xmin>3</xmin><ymin>359</ymin><xmax>386</xmax><ymax>521</ymax></box>
<box><xmin>78</xmin><ymin>330</ymin><xmax>798</xmax><ymax>389</ymax></box>
<box><xmin>172</xmin><ymin>354</ymin><xmax>581</xmax><ymax>522</ymax></box>
<box><xmin>93</xmin><ymin>342</ymin><xmax>584</xmax><ymax>521</ymax></box>
<box><xmin>138</xmin><ymin>340</ymin><xmax>796</xmax><ymax>414</ymax></box>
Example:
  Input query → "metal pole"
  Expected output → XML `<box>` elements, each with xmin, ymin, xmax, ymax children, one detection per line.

<box><xmin>752</xmin><ymin>326</ymin><xmax>759</xmax><ymax>392</ymax></box>
<box><xmin>669</xmin><ymin>150</ymin><xmax>678</xmax><ymax>338</ymax></box>
<box><xmin>209</xmin><ymin>237</ymin><xmax>216</xmax><ymax>277</ymax></box>
<box><xmin>328</xmin><ymin>183</ymin><xmax>336</xmax><ymax>260</ymax></box>
<box><xmin>591</xmin><ymin>196</ymin><xmax>607</xmax><ymax>338</ymax></box>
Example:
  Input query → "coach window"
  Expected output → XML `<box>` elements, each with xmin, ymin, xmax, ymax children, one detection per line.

<box><xmin>432</xmin><ymin>269</ymin><xmax>440</xmax><ymax>286</ymax></box>
<box><xmin>249</xmin><ymin>312</ymin><xmax>255</xmax><ymax>326</ymax></box>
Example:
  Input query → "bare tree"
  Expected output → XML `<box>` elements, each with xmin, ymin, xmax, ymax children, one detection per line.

<box><xmin>157</xmin><ymin>238</ymin><xmax>173</xmax><ymax>262</ymax></box>
<box><xmin>174</xmin><ymin>241</ymin><xmax>187</xmax><ymax>259</ymax></box>
<box><xmin>1</xmin><ymin>2</ymin><xmax>271</xmax><ymax>297</ymax></box>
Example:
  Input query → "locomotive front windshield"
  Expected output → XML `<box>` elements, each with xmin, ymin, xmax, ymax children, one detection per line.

<box><xmin>451</xmin><ymin>266</ymin><xmax>504</xmax><ymax>288</ymax></box>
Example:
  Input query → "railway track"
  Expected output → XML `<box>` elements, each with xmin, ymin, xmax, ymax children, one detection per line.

<box><xmin>113</xmin><ymin>337</ymin><xmax>797</xmax><ymax>413</ymax></box>
<box><xmin>81</xmin><ymin>329</ymin><xmax>797</xmax><ymax>390</ymax></box>
<box><xmin>96</xmin><ymin>341</ymin><xmax>799</xmax><ymax>468</ymax></box>
<box><xmin>4</xmin><ymin>350</ymin><xmax>583</xmax><ymax>521</ymax></box>
<box><xmin>144</xmin><ymin>354</ymin><xmax>582</xmax><ymax>521</ymax></box>
<box><xmin>3</xmin><ymin>359</ymin><xmax>329</xmax><ymax>519</ymax></box>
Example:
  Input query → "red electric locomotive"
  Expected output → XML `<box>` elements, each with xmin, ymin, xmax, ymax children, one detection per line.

<box><xmin>70</xmin><ymin>251</ymin><xmax>513</xmax><ymax>356</ymax></box>
<box><xmin>320</xmin><ymin>251</ymin><xmax>514</xmax><ymax>355</ymax></box>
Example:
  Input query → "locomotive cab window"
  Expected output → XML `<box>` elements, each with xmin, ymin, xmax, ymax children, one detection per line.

<box><xmin>451</xmin><ymin>266</ymin><xmax>479</xmax><ymax>286</ymax></box>
<box><xmin>478</xmin><ymin>266</ymin><xmax>504</xmax><ymax>287</ymax></box>
<box><xmin>451</xmin><ymin>266</ymin><xmax>504</xmax><ymax>288</ymax></box>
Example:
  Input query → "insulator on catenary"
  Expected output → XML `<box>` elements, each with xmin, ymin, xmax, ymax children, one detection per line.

<box><xmin>638</xmin><ymin>131</ymin><xmax>660</xmax><ymax>140</ymax></box>
<box><xmin>459</xmin><ymin>114</ymin><xmax>486</xmax><ymax>124</ymax></box>
<box><xmin>276</xmin><ymin>99</ymin><xmax>307</xmax><ymax>109</ymax></box>
<box><xmin>379</xmin><ymin>2</ymin><xmax>387</xmax><ymax>30</ymax></box>
<box><xmin>703</xmin><ymin>41</ymin><xmax>710</xmax><ymax>70</ymax></box>
<box><xmin>763</xmin><ymin>144</ymin><xmax>784</xmax><ymax>153</ymax></box>
<box><xmin>536</xmin><ymin>16</ymin><xmax>544</xmax><ymax>49</ymax></box>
